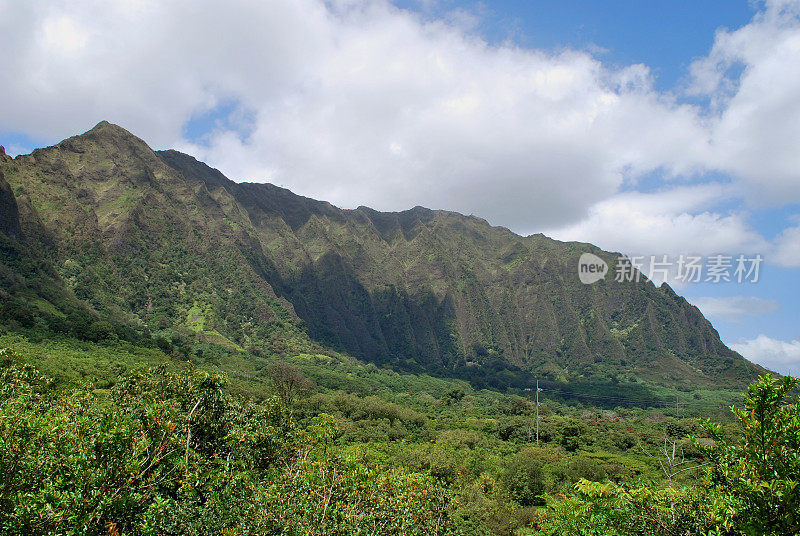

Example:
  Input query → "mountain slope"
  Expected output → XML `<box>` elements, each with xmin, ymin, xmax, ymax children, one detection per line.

<box><xmin>0</xmin><ymin>148</ymin><xmax>21</xmax><ymax>239</ymax></box>
<box><xmin>1</xmin><ymin>122</ymin><xmax>306</xmax><ymax>352</ymax></box>
<box><xmin>0</xmin><ymin>146</ymin><xmax>106</xmax><ymax>338</ymax></box>
<box><xmin>0</xmin><ymin>122</ymin><xmax>764</xmax><ymax>388</ymax></box>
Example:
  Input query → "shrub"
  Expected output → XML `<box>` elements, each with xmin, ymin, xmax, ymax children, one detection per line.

<box><xmin>502</xmin><ymin>448</ymin><xmax>547</xmax><ymax>506</ymax></box>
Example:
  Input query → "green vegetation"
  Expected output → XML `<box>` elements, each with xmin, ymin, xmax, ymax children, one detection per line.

<box><xmin>0</xmin><ymin>122</ymin><xmax>792</xmax><ymax>534</ymax></box>
<box><xmin>534</xmin><ymin>374</ymin><xmax>800</xmax><ymax>536</ymax></box>
<box><xmin>0</xmin><ymin>349</ymin><xmax>451</xmax><ymax>535</ymax></box>
<box><xmin>0</xmin><ymin>122</ymin><xmax>763</xmax><ymax>391</ymax></box>
<box><xmin>0</xmin><ymin>340</ymin><xmax>797</xmax><ymax>535</ymax></box>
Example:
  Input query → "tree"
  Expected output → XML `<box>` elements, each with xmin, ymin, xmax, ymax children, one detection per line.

<box><xmin>635</xmin><ymin>434</ymin><xmax>708</xmax><ymax>524</ymax></box>
<box><xmin>699</xmin><ymin>374</ymin><xmax>800</xmax><ymax>535</ymax></box>
<box><xmin>0</xmin><ymin>361</ymin><xmax>457</xmax><ymax>535</ymax></box>
<box><xmin>267</xmin><ymin>361</ymin><xmax>316</xmax><ymax>409</ymax></box>
<box><xmin>502</xmin><ymin>448</ymin><xmax>547</xmax><ymax>506</ymax></box>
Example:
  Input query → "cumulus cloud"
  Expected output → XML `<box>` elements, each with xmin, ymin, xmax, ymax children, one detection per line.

<box><xmin>0</xmin><ymin>0</ymin><xmax>707</xmax><ymax>231</ymax></box>
<box><xmin>0</xmin><ymin>0</ymin><xmax>799</xmax><ymax>241</ymax></box>
<box><xmin>688</xmin><ymin>296</ymin><xmax>780</xmax><ymax>322</ymax></box>
<box><xmin>543</xmin><ymin>184</ymin><xmax>769</xmax><ymax>259</ymax></box>
<box><xmin>730</xmin><ymin>334</ymin><xmax>800</xmax><ymax>376</ymax></box>
<box><xmin>175</xmin><ymin>4</ymin><xmax>710</xmax><ymax>229</ymax></box>
<box><xmin>689</xmin><ymin>0</ymin><xmax>800</xmax><ymax>203</ymax></box>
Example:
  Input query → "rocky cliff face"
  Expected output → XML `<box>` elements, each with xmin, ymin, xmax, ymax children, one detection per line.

<box><xmin>0</xmin><ymin>122</ymin><xmax>764</xmax><ymax>387</ymax></box>
<box><xmin>0</xmin><ymin>148</ymin><xmax>21</xmax><ymax>239</ymax></box>
<box><xmin>1</xmin><ymin>145</ymin><xmax>101</xmax><ymax>334</ymax></box>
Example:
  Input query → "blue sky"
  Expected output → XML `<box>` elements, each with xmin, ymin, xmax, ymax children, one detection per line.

<box><xmin>403</xmin><ymin>1</ymin><xmax>756</xmax><ymax>89</ymax></box>
<box><xmin>1</xmin><ymin>0</ymin><xmax>798</xmax><ymax>374</ymax></box>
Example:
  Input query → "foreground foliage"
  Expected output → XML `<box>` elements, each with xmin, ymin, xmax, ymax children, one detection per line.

<box><xmin>700</xmin><ymin>374</ymin><xmax>800</xmax><ymax>535</ymax></box>
<box><xmin>534</xmin><ymin>374</ymin><xmax>800</xmax><ymax>536</ymax></box>
<box><xmin>1</xmin><ymin>340</ymin><xmax>797</xmax><ymax>535</ymax></box>
<box><xmin>0</xmin><ymin>354</ymin><xmax>454</xmax><ymax>535</ymax></box>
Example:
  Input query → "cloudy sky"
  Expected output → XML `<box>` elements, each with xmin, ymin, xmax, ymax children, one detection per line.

<box><xmin>1</xmin><ymin>0</ymin><xmax>798</xmax><ymax>375</ymax></box>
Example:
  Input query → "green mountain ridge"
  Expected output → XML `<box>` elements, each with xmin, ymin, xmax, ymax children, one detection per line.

<box><xmin>0</xmin><ymin>121</ymin><xmax>764</xmax><ymax>388</ymax></box>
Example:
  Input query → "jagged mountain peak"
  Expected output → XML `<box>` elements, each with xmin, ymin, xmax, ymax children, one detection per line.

<box><xmin>56</xmin><ymin>120</ymin><xmax>152</xmax><ymax>153</ymax></box>
<box><xmin>0</xmin><ymin>123</ymin><xmax>766</xmax><ymax>389</ymax></box>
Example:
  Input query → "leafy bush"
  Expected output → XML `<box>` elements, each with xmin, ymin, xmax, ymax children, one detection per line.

<box><xmin>534</xmin><ymin>374</ymin><xmax>800</xmax><ymax>536</ymax></box>
<box><xmin>699</xmin><ymin>374</ymin><xmax>800</xmax><ymax>535</ymax></box>
<box><xmin>0</xmin><ymin>361</ymin><xmax>458</xmax><ymax>535</ymax></box>
<box><xmin>502</xmin><ymin>449</ymin><xmax>547</xmax><ymax>506</ymax></box>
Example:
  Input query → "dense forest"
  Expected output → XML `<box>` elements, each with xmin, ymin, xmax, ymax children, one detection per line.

<box><xmin>0</xmin><ymin>333</ymin><xmax>798</xmax><ymax>535</ymax></box>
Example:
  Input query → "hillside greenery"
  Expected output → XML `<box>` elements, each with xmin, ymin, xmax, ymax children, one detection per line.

<box><xmin>0</xmin><ymin>122</ymin><xmax>791</xmax><ymax>534</ymax></box>
<box><xmin>0</xmin><ymin>122</ymin><xmax>763</xmax><ymax>390</ymax></box>
<box><xmin>0</xmin><ymin>338</ymin><xmax>797</xmax><ymax>535</ymax></box>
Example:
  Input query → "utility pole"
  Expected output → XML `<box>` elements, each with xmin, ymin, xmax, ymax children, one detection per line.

<box><xmin>536</xmin><ymin>380</ymin><xmax>542</xmax><ymax>445</ymax></box>
<box><xmin>676</xmin><ymin>395</ymin><xmax>679</xmax><ymax>419</ymax></box>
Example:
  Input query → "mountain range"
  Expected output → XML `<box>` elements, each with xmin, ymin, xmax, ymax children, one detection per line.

<box><xmin>0</xmin><ymin>122</ymin><xmax>764</xmax><ymax>390</ymax></box>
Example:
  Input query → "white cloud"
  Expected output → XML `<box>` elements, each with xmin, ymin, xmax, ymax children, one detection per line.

<box><xmin>39</xmin><ymin>15</ymin><xmax>88</xmax><ymax>56</ymax></box>
<box><xmin>772</xmin><ymin>222</ymin><xmax>800</xmax><ymax>267</ymax></box>
<box><xmin>543</xmin><ymin>184</ymin><xmax>769</xmax><ymax>258</ymax></box>
<box><xmin>0</xmin><ymin>0</ymin><xmax>707</xmax><ymax>232</ymax></box>
<box><xmin>0</xmin><ymin>0</ymin><xmax>798</xmax><ymax>245</ymax></box>
<box><xmin>690</xmin><ymin>0</ymin><xmax>800</xmax><ymax>203</ymax></box>
<box><xmin>688</xmin><ymin>296</ymin><xmax>780</xmax><ymax>322</ymax></box>
<box><xmin>730</xmin><ymin>334</ymin><xmax>800</xmax><ymax>376</ymax></box>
